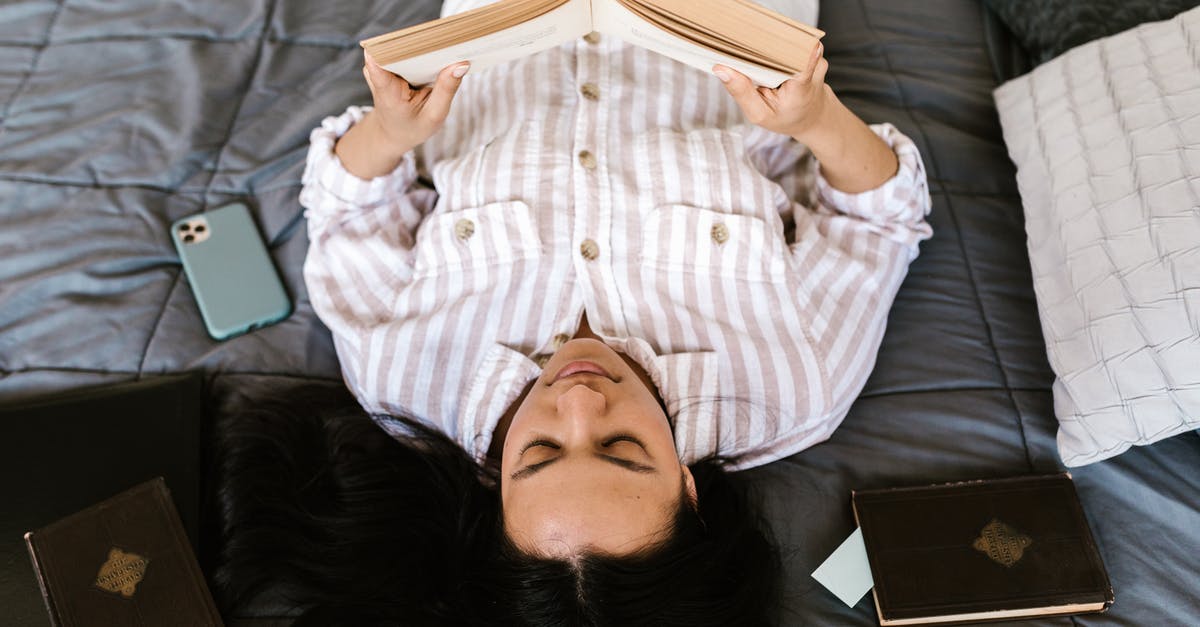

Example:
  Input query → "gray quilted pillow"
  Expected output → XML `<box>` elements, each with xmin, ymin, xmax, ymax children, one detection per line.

<box><xmin>986</xmin><ymin>0</ymin><xmax>1199</xmax><ymax>66</ymax></box>
<box><xmin>994</xmin><ymin>7</ymin><xmax>1200</xmax><ymax>466</ymax></box>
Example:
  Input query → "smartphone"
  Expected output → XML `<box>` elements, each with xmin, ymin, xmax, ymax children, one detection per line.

<box><xmin>170</xmin><ymin>202</ymin><xmax>292</xmax><ymax>340</ymax></box>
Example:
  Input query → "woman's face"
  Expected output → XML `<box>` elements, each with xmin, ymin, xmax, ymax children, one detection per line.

<box><xmin>500</xmin><ymin>338</ymin><xmax>695</xmax><ymax>557</ymax></box>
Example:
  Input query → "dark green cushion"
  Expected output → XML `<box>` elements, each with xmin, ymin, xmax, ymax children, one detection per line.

<box><xmin>985</xmin><ymin>0</ymin><xmax>1199</xmax><ymax>66</ymax></box>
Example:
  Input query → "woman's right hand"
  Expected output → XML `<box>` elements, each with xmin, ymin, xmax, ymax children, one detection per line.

<box><xmin>334</xmin><ymin>54</ymin><xmax>469</xmax><ymax>179</ymax></box>
<box><xmin>362</xmin><ymin>54</ymin><xmax>470</xmax><ymax>155</ymax></box>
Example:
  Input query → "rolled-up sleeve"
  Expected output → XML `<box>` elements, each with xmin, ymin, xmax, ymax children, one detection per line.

<box><xmin>788</xmin><ymin>123</ymin><xmax>933</xmax><ymax>406</ymax></box>
<box><xmin>812</xmin><ymin>123</ymin><xmax>933</xmax><ymax>250</ymax></box>
<box><xmin>299</xmin><ymin>105</ymin><xmax>432</xmax><ymax>245</ymax></box>
<box><xmin>299</xmin><ymin>106</ymin><xmax>437</xmax><ymax>407</ymax></box>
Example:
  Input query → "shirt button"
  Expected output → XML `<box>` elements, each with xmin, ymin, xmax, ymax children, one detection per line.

<box><xmin>580</xmin><ymin>239</ymin><xmax>600</xmax><ymax>261</ymax></box>
<box><xmin>455</xmin><ymin>218</ymin><xmax>475</xmax><ymax>241</ymax></box>
<box><xmin>711</xmin><ymin>222</ymin><xmax>730</xmax><ymax>245</ymax></box>
<box><xmin>552</xmin><ymin>333</ymin><xmax>570</xmax><ymax>349</ymax></box>
<box><xmin>578</xmin><ymin>150</ymin><xmax>598</xmax><ymax>170</ymax></box>
<box><xmin>583</xmin><ymin>31</ymin><xmax>601</xmax><ymax>44</ymax></box>
<box><xmin>580</xmin><ymin>82</ymin><xmax>600</xmax><ymax>101</ymax></box>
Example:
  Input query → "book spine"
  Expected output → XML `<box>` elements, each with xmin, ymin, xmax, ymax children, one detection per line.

<box><xmin>24</xmin><ymin>532</ymin><xmax>63</xmax><ymax>627</ymax></box>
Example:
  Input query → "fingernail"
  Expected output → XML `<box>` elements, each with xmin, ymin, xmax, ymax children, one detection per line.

<box><xmin>714</xmin><ymin>69</ymin><xmax>731</xmax><ymax>83</ymax></box>
<box><xmin>452</xmin><ymin>63</ymin><xmax>470</xmax><ymax>79</ymax></box>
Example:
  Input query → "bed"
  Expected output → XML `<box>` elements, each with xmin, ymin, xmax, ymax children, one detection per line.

<box><xmin>1</xmin><ymin>0</ymin><xmax>1197</xmax><ymax>624</ymax></box>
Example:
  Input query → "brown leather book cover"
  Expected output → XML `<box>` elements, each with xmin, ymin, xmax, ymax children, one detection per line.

<box><xmin>24</xmin><ymin>478</ymin><xmax>223</xmax><ymax>627</ymax></box>
<box><xmin>851</xmin><ymin>473</ymin><xmax>1114</xmax><ymax>626</ymax></box>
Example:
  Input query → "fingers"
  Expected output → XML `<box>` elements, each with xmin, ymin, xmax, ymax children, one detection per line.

<box><xmin>363</xmin><ymin>52</ymin><xmax>411</xmax><ymax>100</ymax></box>
<box><xmin>800</xmin><ymin>42</ymin><xmax>824</xmax><ymax>82</ymax></box>
<box><xmin>783</xmin><ymin>42</ymin><xmax>825</xmax><ymax>91</ymax></box>
<box><xmin>713</xmin><ymin>64</ymin><xmax>771</xmax><ymax>123</ymax></box>
<box><xmin>779</xmin><ymin>42</ymin><xmax>827</xmax><ymax>99</ymax></box>
<box><xmin>812</xmin><ymin>54</ymin><xmax>829</xmax><ymax>86</ymax></box>
<box><xmin>423</xmin><ymin>62</ymin><xmax>470</xmax><ymax>121</ymax></box>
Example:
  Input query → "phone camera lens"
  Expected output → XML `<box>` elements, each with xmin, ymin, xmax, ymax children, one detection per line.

<box><xmin>195</xmin><ymin>224</ymin><xmax>206</xmax><ymax>233</ymax></box>
<box><xmin>179</xmin><ymin>224</ymin><xmax>191</xmax><ymax>232</ymax></box>
<box><xmin>183</xmin><ymin>234</ymin><xmax>195</xmax><ymax>243</ymax></box>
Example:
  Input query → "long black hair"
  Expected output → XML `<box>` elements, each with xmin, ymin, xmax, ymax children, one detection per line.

<box><xmin>212</xmin><ymin>387</ymin><xmax>780</xmax><ymax>626</ymax></box>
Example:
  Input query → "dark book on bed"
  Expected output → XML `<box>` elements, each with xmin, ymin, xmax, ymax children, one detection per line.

<box><xmin>851</xmin><ymin>473</ymin><xmax>1113</xmax><ymax>626</ymax></box>
<box><xmin>24</xmin><ymin>478</ymin><xmax>222</xmax><ymax>627</ymax></box>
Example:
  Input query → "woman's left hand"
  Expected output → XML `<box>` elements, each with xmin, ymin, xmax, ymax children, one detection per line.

<box><xmin>713</xmin><ymin>42</ymin><xmax>830</xmax><ymax>141</ymax></box>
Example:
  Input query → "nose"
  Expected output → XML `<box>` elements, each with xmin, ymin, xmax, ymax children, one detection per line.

<box><xmin>556</xmin><ymin>383</ymin><xmax>607</xmax><ymax>423</ymax></box>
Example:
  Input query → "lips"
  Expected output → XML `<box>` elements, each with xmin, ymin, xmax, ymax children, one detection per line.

<box><xmin>552</xmin><ymin>360</ymin><xmax>613</xmax><ymax>383</ymax></box>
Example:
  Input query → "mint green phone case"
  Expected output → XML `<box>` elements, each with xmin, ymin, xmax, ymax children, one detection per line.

<box><xmin>170</xmin><ymin>203</ymin><xmax>292</xmax><ymax>340</ymax></box>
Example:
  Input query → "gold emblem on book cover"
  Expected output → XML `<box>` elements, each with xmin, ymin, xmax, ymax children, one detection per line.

<box><xmin>94</xmin><ymin>547</ymin><xmax>149</xmax><ymax>598</ymax></box>
<box><xmin>973</xmin><ymin>519</ymin><xmax>1032</xmax><ymax>567</ymax></box>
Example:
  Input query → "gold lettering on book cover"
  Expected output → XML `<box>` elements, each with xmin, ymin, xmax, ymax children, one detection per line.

<box><xmin>93</xmin><ymin>547</ymin><xmax>149</xmax><ymax>598</ymax></box>
<box><xmin>972</xmin><ymin>519</ymin><xmax>1032</xmax><ymax>567</ymax></box>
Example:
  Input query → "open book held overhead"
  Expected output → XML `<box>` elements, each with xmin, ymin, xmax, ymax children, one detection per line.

<box><xmin>361</xmin><ymin>0</ymin><xmax>824</xmax><ymax>87</ymax></box>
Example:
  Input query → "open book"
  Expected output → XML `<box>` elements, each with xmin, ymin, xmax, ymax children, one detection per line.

<box><xmin>361</xmin><ymin>0</ymin><xmax>824</xmax><ymax>88</ymax></box>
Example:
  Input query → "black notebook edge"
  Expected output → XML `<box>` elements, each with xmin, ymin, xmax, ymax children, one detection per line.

<box><xmin>2</xmin><ymin>374</ymin><xmax>201</xmax><ymax>413</ymax></box>
<box><xmin>851</xmin><ymin>473</ymin><xmax>1115</xmax><ymax>624</ymax></box>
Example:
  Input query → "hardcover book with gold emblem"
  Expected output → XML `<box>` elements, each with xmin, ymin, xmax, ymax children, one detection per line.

<box><xmin>851</xmin><ymin>473</ymin><xmax>1113</xmax><ymax>625</ymax></box>
<box><xmin>23</xmin><ymin>478</ymin><xmax>222</xmax><ymax>627</ymax></box>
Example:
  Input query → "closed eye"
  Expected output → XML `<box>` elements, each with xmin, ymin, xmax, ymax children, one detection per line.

<box><xmin>602</xmin><ymin>433</ymin><xmax>647</xmax><ymax>451</ymax></box>
<box><xmin>509</xmin><ymin>433</ymin><xmax>656</xmax><ymax>481</ymax></box>
<box><xmin>510</xmin><ymin>453</ymin><xmax>656</xmax><ymax>481</ymax></box>
<box><xmin>521</xmin><ymin>434</ymin><xmax>644</xmax><ymax>453</ymax></box>
<box><xmin>520</xmin><ymin>438</ymin><xmax>560</xmax><ymax>455</ymax></box>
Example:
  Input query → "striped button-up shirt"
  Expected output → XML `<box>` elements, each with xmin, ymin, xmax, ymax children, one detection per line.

<box><xmin>300</xmin><ymin>19</ymin><xmax>931</xmax><ymax>470</ymax></box>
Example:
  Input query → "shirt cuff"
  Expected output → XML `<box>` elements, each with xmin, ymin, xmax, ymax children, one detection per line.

<box><xmin>300</xmin><ymin>105</ymin><xmax>418</xmax><ymax>212</ymax></box>
<box><xmin>814</xmin><ymin>123</ymin><xmax>932</xmax><ymax>233</ymax></box>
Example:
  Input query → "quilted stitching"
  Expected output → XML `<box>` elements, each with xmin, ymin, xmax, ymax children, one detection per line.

<box><xmin>0</xmin><ymin>0</ymin><xmax>442</xmax><ymax>388</ymax></box>
<box><xmin>995</xmin><ymin>7</ymin><xmax>1200</xmax><ymax>466</ymax></box>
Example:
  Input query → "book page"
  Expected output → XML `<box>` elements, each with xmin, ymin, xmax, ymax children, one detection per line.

<box><xmin>593</xmin><ymin>0</ymin><xmax>793</xmax><ymax>87</ymax></box>
<box><xmin>375</xmin><ymin>0</ymin><xmax>592</xmax><ymax>85</ymax></box>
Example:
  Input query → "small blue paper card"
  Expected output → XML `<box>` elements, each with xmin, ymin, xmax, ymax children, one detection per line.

<box><xmin>811</xmin><ymin>527</ymin><xmax>874</xmax><ymax>607</ymax></box>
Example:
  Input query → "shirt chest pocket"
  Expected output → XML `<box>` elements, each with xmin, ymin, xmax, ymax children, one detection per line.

<box><xmin>413</xmin><ymin>200</ymin><xmax>542</xmax><ymax>279</ymax></box>
<box><xmin>640</xmin><ymin>205</ymin><xmax>787</xmax><ymax>283</ymax></box>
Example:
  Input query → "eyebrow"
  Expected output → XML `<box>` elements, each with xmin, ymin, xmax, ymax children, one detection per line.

<box><xmin>510</xmin><ymin>454</ymin><xmax>657</xmax><ymax>482</ymax></box>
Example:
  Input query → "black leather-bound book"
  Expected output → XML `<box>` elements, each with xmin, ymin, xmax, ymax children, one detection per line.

<box><xmin>852</xmin><ymin>473</ymin><xmax>1113</xmax><ymax>625</ymax></box>
<box><xmin>24</xmin><ymin>478</ymin><xmax>222</xmax><ymax>627</ymax></box>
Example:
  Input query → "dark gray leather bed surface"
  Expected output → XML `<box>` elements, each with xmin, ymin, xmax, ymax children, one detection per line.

<box><xmin>1</xmin><ymin>0</ymin><xmax>1196</xmax><ymax>624</ymax></box>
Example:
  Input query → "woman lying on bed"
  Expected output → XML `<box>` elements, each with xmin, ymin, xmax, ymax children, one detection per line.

<box><xmin>295</xmin><ymin>8</ymin><xmax>930</xmax><ymax>623</ymax></box>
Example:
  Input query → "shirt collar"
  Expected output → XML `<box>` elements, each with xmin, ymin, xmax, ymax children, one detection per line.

<box><xmin>460</xmin><ymin>340</ymin><xmax>725</xmax><ymax>466</ymax></box>
<box><xmin>617</xmin><ymin>337</ymin><xmax>725</xmax><ymax>464</ymax></box>
<box><xmin>458</xmin><ymin>344</ymin><xmax>541</xmax><ymax>463</ymax></box>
